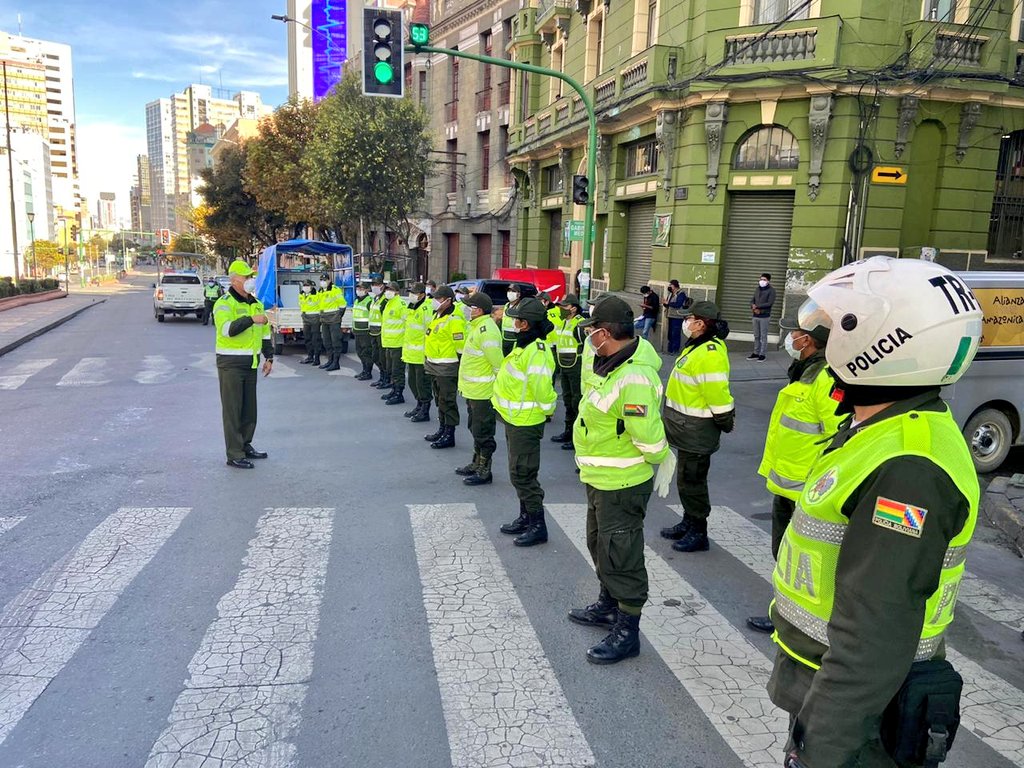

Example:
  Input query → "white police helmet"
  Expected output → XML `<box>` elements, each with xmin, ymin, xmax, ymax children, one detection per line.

<box><xmin>798</xmin><ymin>256</ymin><xmax>984</xmax><ymax>387</ymax></box>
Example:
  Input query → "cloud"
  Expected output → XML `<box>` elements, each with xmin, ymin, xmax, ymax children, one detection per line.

<box><xmin>75</xmin><ymin>120</ymin><xmax>147</xmax><ymax>216</ymax></box>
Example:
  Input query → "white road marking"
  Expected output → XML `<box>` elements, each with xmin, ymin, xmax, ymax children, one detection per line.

<box><xmin>0</xmin><ymin>359</ymin><xmax>56</xmax><ymax>391</ymax></box>
<box><xmin>706</xmin><ymin>504</ymin><xmax>1024</xmax><ymax>765</ymax></box>
<box><xmin>548</xmin><ymin>503</ymin><xmax>785</xmax><ymax>768</ymax></box>
<box><xmin>145</xmin><ymin>507</ymin><xmax>334</xmax><ymax>768</ymax></box>
<box><xmin>189</xmin><ymin>352</ymin><xmax>217</xmax><ymax>375</ymax></box>
<box><xmin>958</xmin><ymin>573</ymin><xmax>1024</xmax><ymax>635</ymax></box>
<box><xmin>0</xmin><ymin>518</ymin><xmax>24</xmax><ymax>538</ymax></box>
<box><xmin>268</xmin><ymin>359</ymin><xmax>299</xmax><ymax>378</ymax></box>
<box><xmin>56</xmin><ymin>357</ymin><xmax>111</xmax><ymax>387</ymax></box>
<box><xmin>134</xmin><ymin>355</ymin><xmax>177</xmax><ymax>385</ymax></box>
<box><xmin>0</xmin><ymin>507</ymin><xmax>191</xmax><ymax>746</ymax></box>
<box><xmin>409</xmin><ymin>503</ymin><xmax>595</xmax><ymax>768</ymax></box>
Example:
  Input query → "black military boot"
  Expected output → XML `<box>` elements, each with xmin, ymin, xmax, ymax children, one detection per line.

<box><xmin>455</xmin><ymin>452</ymin><xmax>480</xmax><ymax>476</ymax></box>
<box><xmin>431</xmin><ymin>425</ymin><xmax>456</xmax><ymax>449</ymax></box>
<box><xmin>549</xmin><ymin>429</ymin><xmax>571</xmax><ymax>443</ymax></box>
<box><xmin>355</xmin><ymin>367</ymin><xmax>372</xmax><ymax>381</ymax></box>
<box><xmin>325</xmin><ymin>353</ymin><xmax>341</xmax><ymax>372</ymax></box>
<box><xmin>500</xmin><ymin>503</ymin><xmax>530</xmax><ymax>535</ymax></box>
<box><xmin>411</xmin><ymin>401</ymin><xmax>431</xmax><ymax>423</ymax></box>
<box><xmin>385</xmin><ymin>388</ymin><xmax>405</xmax><ymax>405</ymax></box>
<box><xmin>463</xmin><ymin>455</ymin><xmax>492</xmax><ymax>486</ymax></box>
<box><xmin>672</xmin><ymin>517</ymin><xmax>709</xmax><ymax>553</ymax></box>
<box><xmin>513</xmin><ymin>509</ymin><xmax>548</xmax><ymax>547</ymax></box>
<box><xmin>312</xmin><ymin>353</ymin><xmax>322</xmax><ymax>366</ymax></box>
<box><xmin>374</xmin><ymin>372</ymin><xmax>392</xmax><ymax>389</ymax></box>
<box><xmin>300</xmin><ymin>352</ymin><xmax>314</xmax><ymax>364</ymax></box>
<box><xmin>319</xmin><ymin>353</ymin><xmax>334</xmax><ymax>370</ymax></box>
<box><xmin>660</xmin><ymin>517</ymin><xmax>693</xmax><ymax>540</ymax></box>
<box><xmin>568</xmin><ymin>587</ymin><xmax>617</xmax><ymax>628</ymax></box>
<box><xmin>381</xmin><ymin>386</ymin><xmax>396</xmax><ymax>400</ymax></box>
<box><xmin>424</xmin><ymin>420</ymin><xmax>444</xmax><ymax>442</ymax></box>
<box><xmin>586</xmin><ymin>610</ymin><xmax>641</xmax><ymax>665</ymax></box>
<box><xmin>403</xmin><ymin>402</ymin><xmax>421</xmax><ymax>418</ymax></box>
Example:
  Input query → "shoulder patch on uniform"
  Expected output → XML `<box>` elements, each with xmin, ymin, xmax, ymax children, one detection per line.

<box><xmin>623</xmin><ymin>403</ymin><xmax>648</xmax><ymax>417</ymax></box>
<box><xmin>872</xmin><ymin>496</ymin><xmax>927</xmax><ymax>538</ymax></box>
<box><xmin>453</xmin><ymin>333</ymin><xmax>464</xmax><ymax>341</ymax></box>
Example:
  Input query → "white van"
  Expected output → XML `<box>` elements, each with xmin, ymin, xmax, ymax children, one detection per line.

<box><xmin>942</xmin><ymin>270</ymin><xmax>1024</xmax><ymax>472</ymax></box>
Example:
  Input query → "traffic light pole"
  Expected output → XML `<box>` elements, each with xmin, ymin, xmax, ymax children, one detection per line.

<box><xmin>406</xmin><ymin>44</ymin><xmax>597</xmax><ymax>303</ymax></box>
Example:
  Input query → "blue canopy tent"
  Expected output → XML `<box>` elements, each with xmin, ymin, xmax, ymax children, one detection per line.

<box><xmin>254</xmin><ymin>239</ymin><xmax>355</xmax><ymax>309</ymax></box>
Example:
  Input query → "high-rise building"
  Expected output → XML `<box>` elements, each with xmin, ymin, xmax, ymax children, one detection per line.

<box><xmin>95</xmin><ymin>192</ymin><xmax>116</xmax><ymax>230</ymax></box>
<box><xmin>0</xmin><ymin>130</ymin><xmax>53</xmax><ymax>277</ymax></box>
<box><xmin>130</xmin><ymin>155</ymin><xmax>152</xmax><ymax>234</ymax></box>
<box><xmin>186</xmin><ymin>123</ymin><xmax>222</xmax><ymax>207</ymax></box>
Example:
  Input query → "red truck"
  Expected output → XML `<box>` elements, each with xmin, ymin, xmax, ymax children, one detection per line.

<box><xmin>492</xmin><ymin>268</ymin><xmax>568</xmax><ymax>302</ymax></box>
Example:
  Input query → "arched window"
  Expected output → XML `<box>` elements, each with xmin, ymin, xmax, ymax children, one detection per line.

<box><xmin>733</xmin><ymin>126</ymin><xmax>800</xmax><ymax>171</ymax></box>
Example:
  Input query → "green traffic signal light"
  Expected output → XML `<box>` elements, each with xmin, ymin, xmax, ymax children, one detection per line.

<box><xmin>410</xmin><ymin>23</ymin><xmax>429</xmax><ymax>47</ymax></box>
<box><xmin>374</xmin><ymin>61</ymin><xmax>394</xmax><ymax>84</ymax></box>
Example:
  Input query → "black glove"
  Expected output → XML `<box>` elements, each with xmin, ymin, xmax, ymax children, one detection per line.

<box><xmin>713</xmin><ymin>409</ymin><xmax>735</xmax><ymax>433</ymax></box>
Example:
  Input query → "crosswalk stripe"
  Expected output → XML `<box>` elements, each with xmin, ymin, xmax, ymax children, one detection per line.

<box><xmin>0</xmin><ymin>518</ymin><xmax>24</xmax><ymax>538</ymax></box>
<box><xmin>56</xmin><ymin>357</ymin><xmax>110</xmax><ymax>387</ymax></box>
<box><xmin>133</xmin><ymin>355</ymin><xmax>176</xmax><ymax>385</ymax></box>
<box><xmin>546</xmin><ymin>503</ymin><xmax>785</xmax><ymax>768</ymax></box>
<box><xmin>188</xmin><ymin>352</ymin><xmax>217</xmax><ymax>375</ymax></box>
<box><xmin>0</xmin><ymin>507</ymin><xmax>191</xmax><ymax>746</ymax></box>
<box><xmin>0</xmin><ymin>359</ymin><xmax>55</xmax><ymax>391</ymax></box>
<box><xmin>145</xmin><ymin>507</ymin><xmax>334</xmax><ymax>768</ymax></box>
<box><xmin>409</xmin><ymin>503</ymin><xmax>596</xmax><ymax>768</ymax></box>
<box><xmin>703</xmin><ymin>504</ymin><xmax>1024</xmax><ymax>765</ymax></box>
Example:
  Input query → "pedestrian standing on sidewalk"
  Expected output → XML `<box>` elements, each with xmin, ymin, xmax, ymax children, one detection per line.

<box><xmin>635</xmin><ymin>285</ymin><xmax>659</xmax><ymax>340</ymax></box>
<box><xmin>662</xmin><ymin>279</ymin><xmax>689</xmax><ymax>354</ymax></box>
<box><xmin>749</xmin><ymin>273</ymin><xmax>776</xmax><ymax>361</ymax></box>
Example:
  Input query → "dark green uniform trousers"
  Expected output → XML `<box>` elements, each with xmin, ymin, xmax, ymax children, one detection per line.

<box><xmin>369</xmin><ymin>333</ymin><xmax>383</xmax><ymax>373</ymax></box>
<box><xmin>217</xmin><ymin>359</ymin><xmax>258</xmax><ymax>461</ymax></box>
<box><xmin>677</xmin><ymin>450</ymin><xmax>713</xmax><ymax>520</ymax></box>
<box><xmin>503</xmin><ymin>421</ymin><xmax>545</xmax><ymax>514</ymax></box>
<box><xmin>407</xmin><ymin>363</ymin><xmax>429</xmax><ymax>401</ymax></box>
<box><xmin>354</xmin><ymin>331</ymin><xmax>372</xmax><ymax>368</ymax></box>
<box><xmin>321</xmin><ymin>317</ymin><xmax>344</xmax><ymax>355</ymax></box>
<box><xmin>466</xmin><ymin>398</ymin><xmax>497</xmax><ymax>459</ymax></box>
<box><xmin>302</xmin><ymin>315</ymin><xmax>322</xmax><ymax>355</ymax></box>
<box><xmin>558</xmin><ymin>360</ymin><xmax>583</xmax><ymax>432</ymax></box>
<box><xmin>585</xmin><ymin>478</ymin><xmax>653</xmax><ymax>613</ymax></box>
<box><xmin>770</xmin><ymin>494</ymin><xmax>796</xmax><ymax>560</ymax></box>
<box><xmin>432</xmin><ymin>375</ymin><xmax>460</xmax><ymax>426</ymax></box>
<box><xmin>385</xmin><ymin>347</ymin><xmax>405</xmax><ymax>389</ymax></box>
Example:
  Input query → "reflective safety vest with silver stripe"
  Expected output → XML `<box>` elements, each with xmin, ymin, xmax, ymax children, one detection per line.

<box><xmin>369</xmin><ymin>294</ymin><xmax>385</xmax><ymax>336</ymax></box>
<box><xmin>299</xmin><ymin>291</ymin><xmax>319</xmax><ymax>316</ymax></box>
<box><xmin>546</xmin><ymin>306</ymin><xmax>560</xmax><ymax>346</ymax></box>
<box><xmin>580</xmin><ymin>337</ymin><xmax>599</xmax><ymax>396</ymax></box>
<box><xmin>402</xmin><ymin>301</ymin><xmax>432</xmax><ymax>365</ymax></box>
<box><xmin>213</xmin><ymin>293</ymin><xmax>268</xmax><ymax>369</ymax></box>
<box><xmin>771</xmin><ymin>409</ymin><xmax>979</xmax><ymax>670</ymax></box>
<box><xmin>458</xmin><ymin>315</ymin><xmax>504</xmax><ymax>399</ymax></box>
<box><xmin>501</xmin><ymin>304</ymin><xmax>519</xmax><ymax>346</ymax></box>
<box><xmin>318</xmin><ymin>285</ymin><xmax>347</xmax><ymax>315</ymax></box>
<box><xmin>757</xmin><ymin>363</ymin><xmax>843</xmax><ymax>500</ymax></box>
<box><xmin>351</xmin><ymin>295</ymin><xmax>372</xmax><ymax>331</ymax></box>
<box><xmin>425</xmin><ymin>312</ymin><xmax>466</xmax><ymax>364</ymax></box>
<box><xmin>664</xmin><ymin>339</ymin><xmax>734</xmax><ymax>418</ymax></box>
<box><xmin>554</xmin><ymin>315</ymin><xmax>583</xmax><ymax>368</ymax></box>
<box><xmin>491</xmin><ymin>340</ymin><xmax>557</xmax><ymax>426</ymax></box>
<box><xmin>381</xmin><ymin>296</ymin><xmax>407</xmax><ymax>349</ymax></box>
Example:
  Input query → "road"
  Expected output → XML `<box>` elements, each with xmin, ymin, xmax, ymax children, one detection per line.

<box><xmin>0</xmin><ymin>275</ymin><xmax>1021</xmax><ymax>768</ymax></box>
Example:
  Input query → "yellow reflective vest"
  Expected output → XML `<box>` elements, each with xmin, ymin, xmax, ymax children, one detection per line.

<box><xmin>554</xmin><ymin>315</ymin><xmax>583</xmax><ymax>368</ymax></box>
<box><xmin>299</xmin><ymin>291</ymin><xmax>319</xmax><ymax>315</ymax></box>
<box><xmin>425</xmin><ymin>311</ymin><xmax>466</xmax><ymax>368</ymax></box>
<box><xmin>545</xmin><ymin>306</ymin><xmax>560</xmax><ymax>346</ymax></box>
<box><xmin>351</xmin><ymin>295</ymin><xmax>372</xmax><ymax>332</ymax></box>
<box><xmin>381</xmin><ymin>296</ymin><xmax>407</xmax><ymax>349</ymax></box>
<box><xmin>580</xmin><ymin>337</ymin><xmax>599</xmax><ymax>396</ymax></box>
<box><xmin>665</xmin><ymin>338</ymin><xmax>734</xmax><ymax>418</ymax></box>
<box><xmin>574</xmin><ymin>338</ymin><xmax>669</xmax><ymax>490</ymax></box>
<box><xmin>402</xmin><ymin>300</ymin><xmax>432</xmax><ymax>365</ymax></box>
<box><xmin>213</xmin><ymin>292</ymin><xmax>269</xmax><ymax>369</ymax></box>
<box><xmin>458</xmin><ymin>315</ymin><xmax>504</xmax><ymax>400</ymax></box>
<box><xmin>318</xmin><ymin>284</ymin><xmax>347</xmax><ymax>315</ymax></box>
<box><xmin>492</xmin><ymin>340</ymin><xmax>557</xmax><ymax>426</ymax></box>
<box><xmin>369</xmin><ymin>293</ymin><xmax>385</xmax><ymax>336</ymax></box>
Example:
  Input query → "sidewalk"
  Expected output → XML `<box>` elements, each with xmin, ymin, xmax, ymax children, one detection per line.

<box><xmin>0</xmin><ymin>293</ymin><xmax>107</xmax><ymax>357</ymax></box>
<box><xmin>656</xmin><ymin>346</ymin><xmax>792</xmax><ymax>383</ymax></box>
<box><xmin>983</xmin><ymin>475</ymin><xmax>1024</xmax><ymax>557</ymax></box>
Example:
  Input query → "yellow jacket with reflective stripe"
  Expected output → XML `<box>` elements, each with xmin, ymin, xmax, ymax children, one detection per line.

<box><xmin>580</xmin><ymin>337</ymin><xmax>599</xmax><ymax>396</ymax></box>
<box><xmin>381</xmin><ymin>296</ymin><xmax>407</xmax><ymax>349</ymax></box>
<box><xmin>574</xmin><ymin>338</ymin><xmax>669</xmax><ymax>490</ymax></box>
<box><xmin>425</xmin><ymin>311</ymin><xmax>466</xmax><ymax>364</ymax></box>
<box><xmin>402</xmin><ymin>300</ymin><xmax>431</xmax><ymax>364</ymax></box>
<box><xmin>758</xmin><ymin>359</ymin><xmax>843</xmax><ymax>500</ymax></box>
<box><xmin>318</xmin><ymin>285</ymin><xmax>347</xmax><ymax>314</ymax></box>
<box><xmin>214</xmin><ymin>292</ymin><xmax>269</xmax><ymax>369</ymax></box>
<box><xmin>771</xmin><ymin>409</ymin><xmax>978</xmax><ymax>671</ymax></box>
<box><xmin>368</xmin><ymin>293</ymin><xmax>385</xmax><ymax>336</ymax></box>
<box><xmin>299</xmin><ymin>291</ymin><xmax>319</xmax><ymax>314</ymax></box>
<box><xmin>492</xmin><ymin>340</ymin><xmax>557</xmax><ymax>425</ymax></box>
<box><xmin>501</xmin><ymin>304</ymin><xmax>518</xmax><ymax>345</ymax></box>
<box><xmin>554</xmin><ymin>315</ymin><xmax>583</xmax><ymax>368</ymax></box>
<box><xmin>665</xmin><ymin>338</ymin><xmax>734</xmax><ymax>418</ymax></box>
<box><xmin>458</xmin><ymin>315</ymin><xmax>504</xmax><ymax>400</ymax></box>
<box><xmin>351</xmin><ymin>295</ymin><xmax>372</xmax><ymax>331</ymax></box>
<box><xmin>545</xmin><ymin>306</ymin><xmax>560</xmax><ymax>345</ymax></box>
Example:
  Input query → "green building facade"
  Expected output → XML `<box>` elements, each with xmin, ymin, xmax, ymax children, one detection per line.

<box><xmin>506</xmin><ymin>0</ymin><xmax>1024</xmax><ymax>332</ymax></box>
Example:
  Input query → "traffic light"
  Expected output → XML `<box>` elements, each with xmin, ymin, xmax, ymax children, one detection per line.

<box><xmin>572</xmin><ymin>175</ymin><xmax>590</xmax><ymax>205</ymax></box>
<box><xmin>409</xmin><ymin>22</ymin><xmax>430</xmax><ymax>49</ymax></box>
<box><xmin>363</xmin><ymin>8</ymin><xmax>403</xmax><ymax>98</ymax></box>
<box><xmin>70</xmin><ymin>224</ymin><xmax>79</xmax><ymax>240</ymax></box>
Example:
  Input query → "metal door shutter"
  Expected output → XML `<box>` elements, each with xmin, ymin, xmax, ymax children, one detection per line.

<box><xmin>625</xmin><ymin>200</ymin><xmax>656</xmax><ymax>292</ymax></box>
<box><xmin>475</xmin><ymin>234</ymin><xmax>492</xmax><ymax>279</ymax></box>
<box><xmin>719</xmin><ymin>192</ymin><xmax>794</xmax><ymax>329</ymax></box>
<box><xmin>548</xmin><ymin>211</ymin><xmax>563</xmax><ymax>266</ymax></box>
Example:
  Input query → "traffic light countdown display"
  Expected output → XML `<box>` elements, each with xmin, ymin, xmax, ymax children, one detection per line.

<box><xmin>362</xmin><ymin>8</ymin><xmax>403</xmax><ymax>97</ymax></box>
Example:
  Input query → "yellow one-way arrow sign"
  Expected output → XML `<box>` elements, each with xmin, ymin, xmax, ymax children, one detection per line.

<box><xmin>871</xmin><ymin>166</ymin><xmax>907</xmax><ymax>184</ymax></box>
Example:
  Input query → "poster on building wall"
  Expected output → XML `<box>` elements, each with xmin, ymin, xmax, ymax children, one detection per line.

<box><xmin>312</xmin><ymin>0</ymin><xmax>348</xmax><ymax>102</ymax></box>
<box><xmin>653</xmin><ymin>214</ymin><xmax>671</xmax><ymax>247</ymax></box>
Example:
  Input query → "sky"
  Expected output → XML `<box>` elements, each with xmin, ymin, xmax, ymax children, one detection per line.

<box><xmin>0</xmin><ymin>0</ymin><xmax>291</xmax><ymax>224</ymax></box>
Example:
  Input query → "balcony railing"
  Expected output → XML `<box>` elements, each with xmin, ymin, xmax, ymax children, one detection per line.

<box><xmin>498</xmin><ymin>80</ymin><xmax>511</xmax><ymax>107</ymax></box>
<box><xmin>621</xmin><ymin>59</ymin><xmax>648</xmax><ymax>92</ymax></box>
<box><xmin>445</xmin><ymin>99</ymin><xmax>458</xmax><ymax>122</ymax></box>
<box><xmin>935</xmin><ymin>32</ymin><xmax>984</xmax><ymax>66</ymax></box>
<box><xmin>476</xmin><ymin>88</ymin><xmax>492</xmax><ymax>113</ymax></box>
<box><xmin>556</xmin><ymin>104</ymin><xmax>569</xmax><ymax>123</ymax></box>
<box><xmin>536</xmin><ymin>0</ymin><xmax>571</xmax><ymax>23</ymax></box>
<box><xmin>595</xmin><ymin>78</ymin><xmax>616</xmax><ymax>104</ymax></box>
<box><xmin>725</xmin><ymin>29</ymin><xmax>817</xmax><ymax>65</ymax></box>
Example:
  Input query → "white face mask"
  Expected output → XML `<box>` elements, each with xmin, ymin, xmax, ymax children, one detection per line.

<box><xmin>431</xmin><ymin>298</ymin><xmax>442</xmax><ymax>312</ymax></box>
<box><xmin>371</xmin><ymin>286</ymin><xmax>382</xmax><ymax>296</ymax></box>
<box><xmin>681</xmin><ymin>319</ymin><xmax>695</xmax><ymax>339</ymax></box>
<box><xmin>385</xmin><ymin>290</ymin><xmax>396</xmax><ymax>300</ymax></box>
<box><xmin>243</xmin><ymin>278</ymin><xmax>256</xmax><ymax>294</ymax></box>
<box><xmin>758</xmin><ymin>279</ymin><xmax>769</xmax><ymax>288</ymax></box>
<box><xmin>302</xmin><ymin>286</ymin><xmax>312</xmax><ymax>294</ymax></box>
<box><xmin>507</xmin><ymin>292</ymin><xmax>518</xmax><ymax>302</ymax></box>
<box><xmin>356</xmin><ymin>290</ymin><xmax>366</xmax><ymax>298</ymax></box>
<box><xmin>319</xmin><ymin>280</ymin><xmax>329</xmax><ymax>289</ymax></box>
<box><xmin>425</xmin><ymin>286</ymin><xmax>434</xmax><ymax>296</ymax></box>
<box><xmin>784</xmin><ymin>333</ymin><xmax>806</xmax><ymax>360</ymax></box>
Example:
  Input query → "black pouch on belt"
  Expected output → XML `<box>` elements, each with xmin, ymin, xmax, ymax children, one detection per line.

<box><xmin>881</xmin><ymin>659</ymin><xmax>962</xmax><ymax>767</ymax></box>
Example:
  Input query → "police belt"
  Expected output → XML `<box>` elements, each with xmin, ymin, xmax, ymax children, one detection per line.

<box><xmin>881</xmin><ymin>659</ymin><xmax>963</xmax><ymax>768</ymax></box>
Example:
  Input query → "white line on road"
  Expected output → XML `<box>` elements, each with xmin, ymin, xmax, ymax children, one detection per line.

<box><xmin>0</xmin><ymin>507</ymin><xmax>191</xmax><ymax>746</ymax></box>
<box><xmin>267</xmin><ymin>359</ymin><xmax>299</xmax><ymax>378</ymax></box>
<box><xmin>548</xmin><ymin>503</ymin><xmax>786</xmax><ymax>768</ymax></box>
<box><xmin>134</xmin><ymin>355</ymin><xmax>177</xmax><ymax>385</ymax></box>
<box><xmin>0</xmin><ymin>359</ymin><xmax>56</xmax><ymax>391</ymax></box>
<box><xmin>409</xmin><ymin>503</ymin><xmax>596</xmax><ymax>768</ymax></box>
<box><xmin>0</xmin><ymin>518</ymin><xmax>24</xmax><ymax>538</ymax></box>
<box><xmin>705</xmin><ymin>504</ymin><xmax>1024</xmax><ymax>765</ymax></box>
<box><xmin>145</xmin><ymin>507</ymin><xmax>334</xmax><ymax>768</ymax></box>
<box><xmin>188</xmin><ymin>352</ymin><xmax>217</xmax><ymax>375</ymax></box>
<box><xmin>56</xmin><ymin>357</ymin><xmax>111</xmax><ymax>387</ymax></box>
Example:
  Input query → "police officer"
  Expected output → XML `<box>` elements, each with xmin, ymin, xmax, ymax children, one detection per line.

<box><xmin>317</xmin><ymin>273</ymin><xmax>347</xmax><ymax>372</ymax></box>
<box><xmin>493</xmin><ymin>297</ymin><xmax>557</xmax><ymax>547</ymax></box>
<box><xmin>747</xmin><ymin>314</ymin><xmax>841</xmax><ymax>635</ymax></box>
<box><xmin>660</xmin><ymin>301</ymin><xmax>735</xmax><ymax>553</ymax></box>
<box><xmin>298</xmin><ymin>279</ymin><xmax>321</xmax><ymax>365</ymax></box>
<box><xmin>538</xmin><ymin>291</ymin><xmax>560</xmax><ymax>385</ymax></box>
<box><xmin>501</xmin><ymin>283</ymin><xmax>525</xmax><ymax>356</ymax></box>
<box><xmin>351</xmin><ymin>282</ymin><xmax>374</xmax><ymax>379</ymax></box>
<box><xmin>456</xmin><ymin>291</ymin><xmax>504</xmax><ymax>486</ymax></box>
<box><xmin>402</xmin><ymin>282</ymin><xmax>433</xmax><ymax>421</ymax></box>
<box><xmin>569</xmin><ymin>296</ymin><xmax>670</xmax><ymax>664</ymax></box>
<box><xmin>368</xmin><ymin>279</ymin><xmax>388</xmax><ymax>388</ymax></box>
<box><xmin>202</xmin><ymin>277</ymin><xmax>222</xmax><ymax>325</ymax></box>
<box><xmin>768</xmin><ymin>257</ymin><xmax>983</xmax><ymax>768</ymax></box>
<box><xmin>380</xmin><ymin>281</ymin><xmax>407</xmax><ymax>405</ymax></box>
<box><xmin>213</xmin><ymin>260</ymin><xmax>273</xmax><ymax>469</ymax></box>
<box><xmin>424</xmin><ymin>285</ymin><xmax>465</xmax><ymax>449</ymax></box>
<box><xmin>549</xmin><ymin>294</ymin><xmax>585</xmax><ymax>450</ymax></box>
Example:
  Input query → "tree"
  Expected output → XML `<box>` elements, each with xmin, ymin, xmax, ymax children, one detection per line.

<box><xmin>170</xmin><ymin>233</ymin><xmax>205</xmax><ymax>254</ymax></box>
<box><xmin>303</xmin><ymin>71</ymin><xmax>433</xmax><ymax>249</ymax></box>
<box><xmin>30</xmin><ymin>240</ymin><xmax>60</xmax><ymax>271</ymax></box>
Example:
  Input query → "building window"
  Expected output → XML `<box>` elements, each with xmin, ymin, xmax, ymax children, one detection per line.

<box><xmin>733</xmin><ymin>126</ymin><xmax>800</xmax><ymax>170</ymax></box>
<box><xmin>482</xmin><ymin>31</ymin><xmax>493</xmax><ymax>89</ymax></box>
<box><xmin>447</xmin><ymin>139</ymin><xmax>459</xmax><ymax>194</ymax></box>
<box><xmin>419</xmin><ymin>70</ymin><xmax>428</xmax><ymax>107</ymax></box>
<box><xmin>517</xmin><ymin>69</ymin><xmax>531</xmax><ymax>122</ymax></box>
<box><xmin>479</xmin><ymin>132</ymin><xmax>491</xmax><ymax>191</ymax></box>
<box><xmin>925</xmin><ymin>0</ymin><xmax>955</xmax><ymax>21</ymax></box>
<box><xmin>451</xmin><ymin>53</ymin><xmax>459</xmax><ymax>101</ymax></box>
<box><xmin>987</xmin><ymin>130</ymin><xmax>1024</xmax><ymax>259</ymax></box>
<box><xmin>646</xmin><ymin>0</ymin><xmax>659</xmax><ymax>46</ymax></box>
<box><xmin>544</xmin><ymin>165</ymin><xmax>564</xmax><ymax>193</ymax></box>
<box><xmin>500</xmin><ymin>127</ymin><xmax>512</xmax><ymax>186</ymax></box>
<box><xmin>625</xmin><ymin>138</ymin><xmax>659</xmax><ymax>177</ymax></box>
<box><xmin>550</xmin><ymin>43</ymin><xmax>565</xmax><ymax>101</ymax></box>
<box><xmin>753</xmin><ymin>0</ymin><xmax>809</xmax><ymax>24</ymax></box>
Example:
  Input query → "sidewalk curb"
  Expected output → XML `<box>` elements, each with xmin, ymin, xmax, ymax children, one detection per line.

<box><xmin>982</xmin><ymin>476</ymin><xmax>1024</xmax><ymax>557</ymax></box>
<box><xmin>0</xmin><ymin>298</ymin><xmax>107</xmax><ymax>358</ymax></box>
<box><xmin>0</xmin><ymin>289</ymin><xmax>65</xmax><ymax>313</ymax></box>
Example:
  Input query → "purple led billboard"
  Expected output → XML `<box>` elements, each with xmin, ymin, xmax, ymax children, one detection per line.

<box><xmin>311</xmin><ymin>0</ymin><xmax>347</xmax><ymax>101</ymax></box>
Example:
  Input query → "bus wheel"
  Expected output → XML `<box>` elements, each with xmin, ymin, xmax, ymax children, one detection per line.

<box><xmin>964</xmin><ymin>408</ymin><xmax>1013</xmax><ymax>474</ymax></box>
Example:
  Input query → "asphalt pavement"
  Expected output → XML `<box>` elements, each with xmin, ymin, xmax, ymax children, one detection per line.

<box><xmin>0</xmin><ymin>273</ymin><xmax>1021</xmax><ymax>768</ymax></box>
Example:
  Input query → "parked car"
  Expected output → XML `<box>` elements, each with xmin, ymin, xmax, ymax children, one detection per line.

<box><xmin>448</xmin><ymin>279</ymin><xmax>538</xmax><ymax>308</ymax></box>
<box><xmin>492</xmin><ymin>268</ymin><xmax>568</xmax><ymax>303</ymax></box>
<box><xmin>153</xmin><ymin>272</ymin><xmax>205</xmax><ymax>322</ymax></box>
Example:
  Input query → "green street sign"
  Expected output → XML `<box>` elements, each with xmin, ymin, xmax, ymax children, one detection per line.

<box><xmin>568</xmin><ymin>220</ymin><xmax>585</xmax><ymax>241</ymax></box>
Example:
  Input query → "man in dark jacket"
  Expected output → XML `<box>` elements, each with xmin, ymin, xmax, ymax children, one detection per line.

<box><xmin>749</xmin><ymin>273</ymin><xmax>776</xmax><ymax>361</ymax></box>
<box><xmin>662</xmin><ymin>279</ymin><xmax>689</xmax><ymax>354</ymax></box>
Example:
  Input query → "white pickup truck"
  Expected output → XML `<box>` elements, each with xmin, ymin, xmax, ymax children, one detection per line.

<box><xmin>153</xmin><ymin>272</ymin><xmax>206</xmax><ymax>322</ymax></box>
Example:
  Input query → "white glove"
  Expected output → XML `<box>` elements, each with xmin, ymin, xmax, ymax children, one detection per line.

<box><xmin>654</xmin><ymin>449</ymin><xmax>677</xmax><ymax>498</ymax></box>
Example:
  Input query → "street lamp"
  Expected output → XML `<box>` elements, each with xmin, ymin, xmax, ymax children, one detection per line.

<box><xmin>26</xmin><ymin>211</ymin><xmax>34</xmax><ymax>278</ymax></box>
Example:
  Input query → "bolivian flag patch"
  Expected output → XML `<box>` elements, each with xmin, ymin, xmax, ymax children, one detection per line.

<box><xmin>872</xmin><ymin>496</ymin><xmax>928</xmax><ymax>538</ymax></box>
<box><xmin>623</xmin><ymin>404</ymin><xmax>648</xmax><ymax>417</ymax></box>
